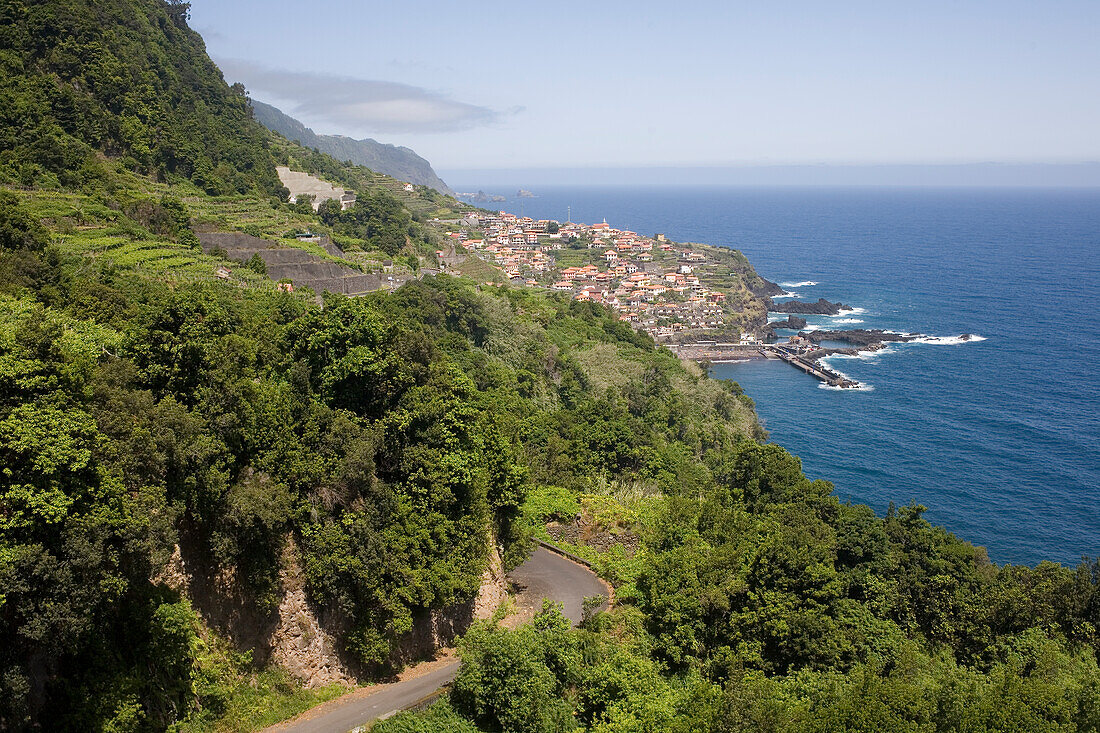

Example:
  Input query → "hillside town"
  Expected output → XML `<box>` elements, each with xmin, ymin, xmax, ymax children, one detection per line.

<box><xmin>437</xmin><ymin>209</ymin><xmax>771</xmax><ymax>343</ymax></box>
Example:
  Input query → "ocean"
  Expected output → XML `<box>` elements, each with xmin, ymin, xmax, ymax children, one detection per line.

<box><xmin>452</xmin><ymin>184</ymin><xmax>1100</xmax><ymax>566</ymax></box>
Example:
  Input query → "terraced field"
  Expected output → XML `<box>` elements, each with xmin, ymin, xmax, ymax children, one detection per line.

<box><xmin>56</xmin><ymin>230</ymin><xmax>274</xmax><ymax>287</ymax></box>
<box><xmin>186</xmin><ymin>194</ymin><xmax>310</xmax><ymax>234</ymax></box>
<box><xmin>7</xmin><ymin>146</ymin><xmax>473</xmax><ymax>293</ymax></box>
<box><xmin>456</xmin><ymin>254</ymin><xmax>506</xmax><ymax>283</ymax></box>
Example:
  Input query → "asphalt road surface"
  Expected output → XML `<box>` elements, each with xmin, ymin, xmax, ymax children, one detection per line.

<box><xmin>267</xmin><ymin>546</ymin><xmax>607</xmax><ymax>733</ymax></box>
<box><xmin>507</xmin><ymin>544</ymin><xmax>609</xmax><ymax>623</ymax></box>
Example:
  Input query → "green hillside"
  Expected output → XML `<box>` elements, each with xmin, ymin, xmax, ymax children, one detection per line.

<box><xmin>0</xmin><ymin>178</ymin><xmax>767</xmax><ymax>729</ymax></box>
<box><xmin>1</xmin><ymin>2</ymin><xmax>1099</xmax><ymax>733</ymax></box>
<box><xmin>0</xmin><ymin>0</ymin><xmax>281</xmax><ymax>196</ymax></box>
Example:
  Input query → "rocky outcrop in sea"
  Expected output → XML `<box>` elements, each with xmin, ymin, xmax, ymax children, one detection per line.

<box><xmin>802</xmin><ymin>329</ymin><xmax>915</xmax><ymax>346</ymax></box>
<box><xmin>770</xmin><ymin>297</ymin><xmax>849</xmax><ymax>315</ymax></box>
<box><xmin>768</xmin><ymin>315</ymin><xmax>808</xmax><ymax>330</ymax></box>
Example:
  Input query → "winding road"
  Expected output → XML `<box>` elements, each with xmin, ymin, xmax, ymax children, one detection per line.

<box><xmin>266</xmin><ymin>546</ymin><xmax>608</xmax><ymax>733</ymax></box>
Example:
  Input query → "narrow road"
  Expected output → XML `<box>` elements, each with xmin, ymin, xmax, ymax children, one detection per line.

<box><xmin>508</xmin><ymin>544</ymin><xmax>609</xmax><ymax>623</ymax></box>
<box><xmin>266</xmin><ymin>546</ymin><xmax>607</xmax><ymax>733</ymax></box>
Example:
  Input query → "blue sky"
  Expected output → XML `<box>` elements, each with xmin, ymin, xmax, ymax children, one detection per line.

<box><xmin>188</xmin><ymin>1</ymin><xmax>1100</xmax><ymax>172</ymax></box>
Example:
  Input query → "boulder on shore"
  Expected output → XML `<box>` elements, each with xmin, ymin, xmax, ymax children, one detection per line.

<box><xmin>771</xmin><ymin>297</ymin><xmax>849</xmax><ymax>315</ymax></box>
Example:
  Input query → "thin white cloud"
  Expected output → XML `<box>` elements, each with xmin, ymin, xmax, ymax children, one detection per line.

<box><xmin>218</xmin><ymin>58</ymin><xmax>499</xmax><ymax>134</ymax></box>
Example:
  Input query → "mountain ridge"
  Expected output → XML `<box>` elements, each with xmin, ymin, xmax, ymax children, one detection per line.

<box><xmin>250</xmin><ymin>100</ymin><xmax>454</xmax><ymax>195</ymax></box>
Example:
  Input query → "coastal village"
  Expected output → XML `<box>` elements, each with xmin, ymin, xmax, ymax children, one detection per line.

<box><xmin>436</xmin><ymin>208</ymin><xmax>771</xmax><ymax>344</ymax></box>
<box><xmin>429</xmin><ymin>206</ymin><xmax>868</xmax><ymax>388</ymax></box>
<box><xmin>267</xmin><ymin>168</ymin><xmax>865</xmax><ymax>387</ymax></box>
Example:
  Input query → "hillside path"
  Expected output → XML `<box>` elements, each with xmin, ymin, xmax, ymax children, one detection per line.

<box><xmin>264</xmin><ymin>546</ymin><xmax>608</xmax><ymax>733</ymax></box>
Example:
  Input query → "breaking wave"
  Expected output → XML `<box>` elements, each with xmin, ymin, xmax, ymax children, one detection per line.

<box><xmin>780</xmin><ymin>280</ymin><xmax>819</xmax><ymax>288</ymax></box>
<box><xmin>831</xmin><ymin>318</ymin><xmax>865</xmax><ymax>324</ymax></box>
<box><xmin>820</xmin><ymin>382</ymin><xmax>875</xmax><ymax>391</ymax></box>
<box><xmin>910</xmin><ymin>334</ymin><xmax>987</xmax><ymax>345</ymax></box>
<box><xmin>824</xmin><ymin>346</ymin><xmax>898</xmax><ymax>362</ymax></box>
<box><xmin>816</xmin><ymin>360</ymin><xmax>874</xmax><ymax>391</ymax></box>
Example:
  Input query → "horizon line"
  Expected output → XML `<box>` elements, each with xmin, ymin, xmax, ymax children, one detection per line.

<box><xmin>442</xmin><ymin>161</ymin><xmax>1100</xmax><ymax>172</ymax></box>
<box><xmin>438</xmin><ymin>162</ymin><xmax>1100</xmax><ymax>188</ymax></box>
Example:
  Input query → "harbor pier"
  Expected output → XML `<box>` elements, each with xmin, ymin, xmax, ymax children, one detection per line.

<box><xmin>671</xmin><ymin>341</ymin><xmax>861</xmax><ymax>388</ymax></box>
<box><xmin>765</xmin><ymin>345</ymin><xmax>860</xmax><ymax>388</ymax></box>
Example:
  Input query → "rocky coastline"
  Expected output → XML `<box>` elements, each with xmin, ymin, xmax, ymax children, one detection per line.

<box><xmin>758</xmin><ymin>278</ymin><xmax>787</xmax><ymax>298</ymax></box>
<box><xmin>802</xmin><ymin>329</ymin><xmax>917</xmax><ymax>346</ymax></box>
<box><xmin>768</xmin><ymin>314</ymin><xmax>808</xmax><ymax>330</ymax></box>
<box><xmin>770</xmin><ymin>297</ymin><xmax>850</xmax><ymax>315</ymax></box>
<box><xmin>797</xmin><ymin>329</ymin><xmax>977</xmax><ymax>360</ymax></box>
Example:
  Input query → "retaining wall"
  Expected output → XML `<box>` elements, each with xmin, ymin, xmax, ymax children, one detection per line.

<box><xmin>197</xmin><ymin>232</ymin><xmax>385</xmax><ymax>295</ymax></box>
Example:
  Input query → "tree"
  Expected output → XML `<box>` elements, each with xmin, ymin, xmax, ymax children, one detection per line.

<box><xmin>316</xmin><ymin>197</ymin><xmax>341</xmax><ymax>225</ymax></box>
<box><xmin>246</xmin><ymin>253</ymin><xmax>267</xmax><ymax>275</ymax></box>
<box><xmin>450</xmin><ymin>623</ymin><xmax>572</xmax><ymax>733</ymax></box>
<box><xmin>0</xmin><ymin>192</ymin><xmax>49</xmax><ymax>251</ymax></box>
<box><xmin>292</xmin><ymin>194</ymin><xmax>315</xmax><ymax>214</ymax></box>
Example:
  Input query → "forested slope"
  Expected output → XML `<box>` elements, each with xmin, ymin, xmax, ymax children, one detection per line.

<box><xmin>0</xmin><ymin>179</ymin><xmax>762</xmax><ymax>728</ymax></box>
<box><xmin>0</xmin><ymin>0</ymin><xmax>282</xmax><ymax>196</ymax></box>
<box><xmin>379</xmin><ymin>448</ymin><xmax>1100</xmax><ymax>733</ymax></box>
<box><xmin>0</xmin><ymin>1</ymin><xmax>752</xmax><ymax>728</ymax></box>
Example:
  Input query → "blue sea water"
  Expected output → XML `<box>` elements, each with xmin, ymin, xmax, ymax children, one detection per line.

<box><xmin>454</xmin><ymin>184</ymin><xmax>1100</xmax><ymax>566</ymax></box>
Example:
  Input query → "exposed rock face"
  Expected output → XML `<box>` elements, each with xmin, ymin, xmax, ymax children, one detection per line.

<box><xmin>473</xmin><ymin>541</ymin><xmax>508</xmax><ymax>620</ymax></box>
<box><xmin>769</xmin><ymin>314</ymin><xmax>808</xmax><ymax>330</ymax></box>
<box><xmin>388</xmin><ymin>540</ymin><xmax>507</xmax><ymax>667</ymax></box>
<box><xmin>157</xmin><ymin>534</ymin><xmax>509</xmax><ymax>689</ymax></box>
<box><xmin>156</xmin><ymin>538</ymin><xmax>355</xmax><ymax>688</ymax></box>
<box><xmin>770</xmin><ymin>297</ymin><xmax>850</xmax><ymax>314</ymax></box>
<box><xmin>268</xmin><ymin>542</ymin><xmax>354</xmax><ymax>688</ymax></box>
<box><xmin>546</xmin><ymin>519</ymin><xmax>641</xmax><ymax>557</ymax></box>
<box><xmin>756</xmin><ymin>278</ymin><xmax>786</xmax><ymax>298</ymax></box>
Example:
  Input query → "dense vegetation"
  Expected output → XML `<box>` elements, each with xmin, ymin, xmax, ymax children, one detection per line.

<box><xmin>0</xmin><ymin>172</ymin><xmax>763</xmax><ymax>728</ymax></box>
<box><xmin>316</xmin><ymin>191</ymin><xmax>414</xmax><ymax>256</ymax></box>
<box><xmin>2</xmin><ymin>2</ymin><xmax>1098</xmax><ymax>732</ymax></box>
<box><xmin>379</xmin><ymin>451</ymin><xmax>1100</xmax><ymax>732</ymax></box>
<box><xmin>0</xmin><ymin>0</ymin><xmax>285</xmax><ymax>196</ymax></box>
